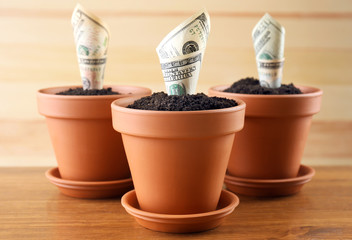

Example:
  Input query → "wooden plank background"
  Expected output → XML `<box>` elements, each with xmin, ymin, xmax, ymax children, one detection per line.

<box><xmin>0</xmin><ymin>0</ymin><xmax>351</xmax><ymax>166</ymax></box>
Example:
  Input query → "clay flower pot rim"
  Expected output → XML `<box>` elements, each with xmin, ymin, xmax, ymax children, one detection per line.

<box><xmin>209</xmin><ymin>84</ymin><xmax>322</xmax><ymax>117</ymax></box>
<box><xmin>37</xmin><ymin>84</ymin><xmax>151</xmax><ymax>100</ymax></box>
<box><xmin>112</xmin><ymin>95</ymin><xmax>245</xmax><ymax>138</ymax></box>
<box><xmin>111</xmin><ymin>96</ymin><xmax>246</xmax><ymax>115</ymax></box>
<box><xmin>37</xmin><ymin>85</ymin><xmax>152</xmax><ymax>119</ymax></box>
<box><xmin>209</xmin><ymin>84</ymin><xmax>323</xmax><ymax>99</ymax></box>
<box><xmin>121</xmin><ymin>189</ymin><xmax>239</xmax><ymax>219</ymax></box>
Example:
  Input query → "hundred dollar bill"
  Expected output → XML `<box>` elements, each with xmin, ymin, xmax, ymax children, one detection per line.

<box><xmin>156</xmin><ymin>10</ymin><xmax>210</xmax><ymax>95</ymax></box>
<box><xmin>71</xmin><ymin>4</ymin><xmax>110</xmax><ymax>90</ymax></box>
<box><xmin>252</xmin><ymin>13</ymin><xmax>285</xmax><ymax>88</ymax></box>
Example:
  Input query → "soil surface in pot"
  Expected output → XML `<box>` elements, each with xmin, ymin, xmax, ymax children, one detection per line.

<box><xmin>128</xmin><ymin>92</ymin><xmax>238</xmax><ymax>111</ymax></box>
<box><xmin>224</xmin><ymin>77</ymin><xmax>302</xmax><ymax>95</ymax></box>
<box><xmin>56</xmin><ymin>87</ymin><xmax>120</xmax><ymax>95</ymax></box>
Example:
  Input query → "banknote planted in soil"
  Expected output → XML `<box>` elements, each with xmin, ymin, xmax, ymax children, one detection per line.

<box><xmin>56</xmin><ymin>87</ymin><xmax>119</xmax><ymax>96</ymax></box>
<box><xmin>224</xmin><ymin>77</ymin><xmax>302</xmax><ymax>95</ymax></box>
<box><xmin>128</xmin><ymin>92</ymin><xmax>238</xmax><ymax>111</ymax></box>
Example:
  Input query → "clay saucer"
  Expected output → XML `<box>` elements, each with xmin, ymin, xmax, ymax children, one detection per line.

<box><xmin>45</xmin><ymin>167</ymin><xmax>133</xmax><ymax>199</ymax></box>
<box><xmin>225</xmin><ymin>165</ymin><xmax>315</xmax><ymax>197</ymax></box>
<box><xmin>121</xmin><ymin>189</ymin><xmax>239</xmax><ymax>233</ymax></box>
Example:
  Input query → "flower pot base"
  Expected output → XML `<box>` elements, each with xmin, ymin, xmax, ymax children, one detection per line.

<box><xmin>121</xmin><ymin>189</ymin><xmax>240</xmax><ymax>233</ymax></box>
<box><xmin>45</xmin><ymin>167</ymin><xmax>133</xmax><ymax>199</ymax></box>
<box><xmin>224</xmin><ymin>165</ymin><xmax>315</xmax><ymax>197</ymax></box>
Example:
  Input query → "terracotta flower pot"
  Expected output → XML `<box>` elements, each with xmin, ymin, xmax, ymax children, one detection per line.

<box><xmin>37</xmin><ymin>85</ymin><xmax>151</xmax><ymax>182</ymax></box>
<box><xmin>111</xmin><ymin>96</ymin><xmax>246</xmax><ymax>214</ymax></box>
<box><xmin>209</xmin><ymin>85</ymin><xmax>322</xmax><ymax>179</ymax></box>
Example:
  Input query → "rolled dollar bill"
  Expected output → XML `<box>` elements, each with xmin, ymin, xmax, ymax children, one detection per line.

<box><xmin>71</xmin><ymin>4</ymin><xmax>110</xmax><ymax>90</ymax></box>
<box><xmin>156</xmin><ymin>10</ymin><xmax>210</xmax><ymax>95</ymax></box>
<box><xmin>252</xmin><ymin>13</ymin><xmax>285</xmax><ymax>88</ymax></box>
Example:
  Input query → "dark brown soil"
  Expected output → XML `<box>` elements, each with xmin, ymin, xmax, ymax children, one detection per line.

<box><xmin>224</xmin><ymin>77</ymin><xmax>302</xmax><ymax>95</ymax></box>
<box><xmin>56</xmin><ymin>87</ymin><xmax>119</xmax><ymax>96</ymax></box>
<box><xmin>127</xmin><ymin>92</ymin><xmax>238</xmax><ymax>111</ymax></box>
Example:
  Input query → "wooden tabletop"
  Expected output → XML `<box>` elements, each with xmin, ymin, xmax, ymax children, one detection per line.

<box><xmin>0</xmin><ymin>166</ymin><xmax>351</xmax><ymax>240</ymax></box>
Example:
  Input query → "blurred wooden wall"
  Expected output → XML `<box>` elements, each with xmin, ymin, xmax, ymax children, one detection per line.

<box><xmin>1</xmin><ymin>0</ymin><xmax>351</xmax><ymax>166</ymax></box>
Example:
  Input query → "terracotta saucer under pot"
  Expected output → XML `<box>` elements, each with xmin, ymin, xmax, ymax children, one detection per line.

<box><xmin>45</xmin><ymin>167</ymin><xmax>134</xmax><ymax>199</ymax></box>
<box><xmin>225</xmin><ymin>164</ymin><xmax>315</xmax><ymax>197</ymax></box>
<box><xmin>121</xmin><ymin>189</ymin><xmax>240</xmax><ymax>233</ymax></box>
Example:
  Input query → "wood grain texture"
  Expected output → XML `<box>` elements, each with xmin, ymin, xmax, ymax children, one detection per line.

<box><xmin>1</xmin><ymin>50</ymin><xmax>352</xmax><ymax>121</ymax></box>
<box><xmin>1</xmin><ymin>0</ymin><xmax>352</xmax><ymax>13</ymax></box>
<box><xmin>0</xmin><ymin>166</ymin><xmax>351</xmax><ymax>239</ymax></box>
<box><xmin>0</xmin><ymin>0</ymin><xmax>351</xmax><ymax>166</ymax></box>
<box><xmin>0</xmin><ymin>120</ymin><xmax>351</xmax><ymax>166</ymax></box>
